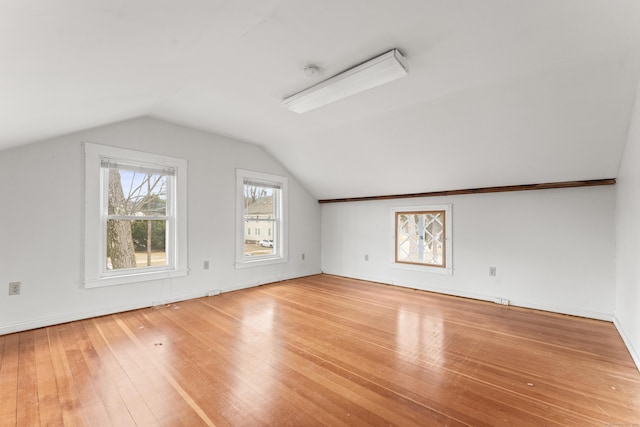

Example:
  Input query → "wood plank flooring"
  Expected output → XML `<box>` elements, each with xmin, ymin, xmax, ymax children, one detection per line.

<box><xmin>1</xmin><ymin>274</ymin><xmax>639</xmax><ymax>426</ymax></box>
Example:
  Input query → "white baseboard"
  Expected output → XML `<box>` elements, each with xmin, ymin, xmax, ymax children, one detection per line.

<box><xmin>613</xmin><ymin>316</ymin><xmax>640</xmax><ymax>373</ymax></box>
<box><xmin>152</xmin><ymin>290</ymin><xmax>211</xmax><ymax>306</ymax></box>
<box><xmin>324</xmin><ymin>270</ymin><xmax>613</xmax><ymax>322</ymax></box>
<box><xmin>220</xmin><ymin>271</ymin><xmax>323</xmax><ymax>293</ymax></box>
<box><xmin>0</xmin><ymin>270</ymin><xmax>322</xmax><ymax>336</ymax></box>
<box><xmin>1</xmin><ymin>292</ymin><xmax>221</xmax><ymax>336</ymax></box>
<box><xmin>506</xmin><ymin>298</ymin><xmax>612</xmax><ymax>321</ymax></box>
<box><xmin>0</xmin><ymin>301</ymin><xmax>151</xmax><ymax>336</ymax></box>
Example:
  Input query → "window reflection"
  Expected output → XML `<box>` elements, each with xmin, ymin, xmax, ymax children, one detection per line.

<box><xmin>396</xmin><ymin>308</ymin><xmax>445</xmax><ymax>372</ymax></box>
<box><xmin>232</xmin><ymin>303</ymin><xmax>276</xmax><ymax>413</ymax></box>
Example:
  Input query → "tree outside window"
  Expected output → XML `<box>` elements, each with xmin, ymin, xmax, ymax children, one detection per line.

<box><xmin>84</xmin><ymin>143</ymin><xmax>187</xmax><ymax>288</ymax></box>
<box><xmin>104</xmin><ymin>162</ymin><xmax>171</xmax><ymax>270</ymax></box>
<box><xmin>392</xmin><ymin>204</ymin><xmax>452</xmax><ymax>275</ymax></box>
<box><xmin>395</xmin><ymin>211</ymin><xmax>445</xmax><ymax>267</ymax></box>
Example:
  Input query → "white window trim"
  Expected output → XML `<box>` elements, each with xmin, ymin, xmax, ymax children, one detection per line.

<box><xmin>236</xmin><ymin>169</ymin><xmax>288</xmax><ymax>268</ymax></box>
<box><xmin>391</xmin><ymin>204</ymin><xmax>453</xmax><ymax>275</ymax></box>
<box><xmin>84</xmin><ymin>143</ymin><xmax>189</xmax><ymax>288</ymax></box>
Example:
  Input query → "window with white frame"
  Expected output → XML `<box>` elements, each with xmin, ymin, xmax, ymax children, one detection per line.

<box><xmin>84</xmin><ymin>143</ymin><xmax>188</xmax><ymax>287</ymax></box>
<box><xmin>392</xmin><ymin>204</ymin><xmax>452</xmax><ymax>274</ymax></box>
<box><xmin>236</xmin><ymin>169</ymin><xmax>287</xmax><ymax>267</ymax></box>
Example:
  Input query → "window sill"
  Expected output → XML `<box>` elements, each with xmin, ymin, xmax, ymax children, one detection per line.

<box><xmin>391</xmin><ymin>263</ymin><xmax>453</xmax><ymax>276</ymax></box>
<box><xmin>235</xmin><ymin>256</ymin><xmax>287</xmax><ymax>269</ymax></box>
<box><xmin>84</xmin><ymin>268</ymin><xmax>189</xmax><ymax>288</ymax></box>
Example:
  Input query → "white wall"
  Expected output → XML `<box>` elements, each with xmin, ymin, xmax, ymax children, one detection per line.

<box><xmin>322</xmin><ymin>186</ymin><xmax>616</xmax><ymax>320</ymax></box>
<box><xmin>0</xmin><ymin>117</ymin><xmax>321</xmax><ymax>334</ymax></box>
<box><xmin>615</xmin><ymin>78</ymin><xmax>640</xmax><ymax>369</ymax></box>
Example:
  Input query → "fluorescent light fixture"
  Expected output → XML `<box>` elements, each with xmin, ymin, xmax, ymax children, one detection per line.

<box><xmin>282</xmin><ymin>49</ymin><xmax>408</xmax><ymax>114</ymax></box>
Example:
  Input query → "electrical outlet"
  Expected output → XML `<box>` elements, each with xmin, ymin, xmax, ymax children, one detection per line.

<box><xmin>203</xmin><ymin>260</ymin><xmax>210</xmax><ymax>270</ymax></box>
<box><xmin>489</xmin><ymin>267</ymin><xmax>497</xmax><ymax>276</ymax></box>
<box><xmin>364</xmin><ymin>254</ymin><xmax>369</xmax><ymax>261</ymax></box>
<box><xmin>9</xmin><ymin>282</ymin><xmax>20</xmax><ymax>296</ymax></box>
<box><xmin>301</xmin><ymin>253</ymin><xmax>305</xmax><ymax>260</ymax></box>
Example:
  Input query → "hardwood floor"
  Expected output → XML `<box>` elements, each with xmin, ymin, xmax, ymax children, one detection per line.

<box><xmin>1</xmin><ymin>274</ymin><xmax>639</xmax><ymax>426</ymax></box>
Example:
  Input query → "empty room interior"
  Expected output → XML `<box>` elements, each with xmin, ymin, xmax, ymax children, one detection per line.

<box><xmin>2</xmin><ymin>1</ymin><xmax>640</xmax><ymax>425</ymax></box>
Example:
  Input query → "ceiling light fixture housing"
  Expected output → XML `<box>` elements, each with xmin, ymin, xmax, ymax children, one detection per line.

<box><xmin>303</xmin><ymin>64</ymin><xmax>322</xmax><ymax>77</ymax></box>
<box><xmin>282</xmin><ymin>49</ymin><xmax>408</xmax><ymax>114</ymax></box>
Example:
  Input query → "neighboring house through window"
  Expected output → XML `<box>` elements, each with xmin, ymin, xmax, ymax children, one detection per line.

<box><xmin>236</xmin><ymin>169</ymin><xmax>288</xmax><ymax>267</ymax></box>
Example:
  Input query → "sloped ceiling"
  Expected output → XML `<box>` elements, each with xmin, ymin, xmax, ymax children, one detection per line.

<box><xmin>2</xmin><ymin>0</ymin><xmax>640</xmax><ymax>199</ymax></box>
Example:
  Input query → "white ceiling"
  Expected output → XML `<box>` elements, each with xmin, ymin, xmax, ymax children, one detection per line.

<box><xmin>2</xmin><ymin>0</ymin><xmax>640</xmax><ymax>199</ymax></box>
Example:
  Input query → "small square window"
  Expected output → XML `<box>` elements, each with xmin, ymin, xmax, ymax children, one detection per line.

<box><xmin>392</xmin><ymin>205</ymin><xmax>452</xmax><ymax>275</ymax></box>
<box><xmin>395</xmin><ymin>210</ymin><xmax>445</xmax><ymax>267</ymax></box>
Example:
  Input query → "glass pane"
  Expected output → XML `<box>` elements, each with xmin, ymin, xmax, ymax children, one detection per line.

<box><xmin>244</xmin><ymin>220</ymin><xmax>275</xmax><ymax>257</ymax></box>
<box><xmin>107</xmin><ymin>167</ymin><xmax>167</xmax><ymax>217</ymax></box>
<box><xmin>243</xmin><ymin>182</ymin><xmax>277</xmax><ymax>257</ymax></box>
<box><xmin>243</xmin><ymin>183</ymin><xmax>275</xmax><ymax>217</ymax></box>
<box><xmin>396</xmin><ymin>212</ymin><xmax>445</xmax><ymax>267</ymax></box>
<box><xmin>107</xmin><ymin>219</ymin><xmax>167</xmax><ymax>270</ymax></box>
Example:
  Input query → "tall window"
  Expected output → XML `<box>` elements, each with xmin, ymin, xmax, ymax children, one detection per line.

<box><xmin>84</xmin><ymin>143</ymin><xmax>188</xmax><ymax>287</ymax></box>
<box><xmin>236</xmin><ymin>169</ymin><xmax>287</xmax><ymax>267</ymax></box>
<box><xmin>103</xmin><ymin>159</ymin><xmax>173</xmax><ymax>272</ymax></box>
<box><xmin>392</xmin><ymin>205</ymin><xmax>452</xmax><ymax>274</ymax></box>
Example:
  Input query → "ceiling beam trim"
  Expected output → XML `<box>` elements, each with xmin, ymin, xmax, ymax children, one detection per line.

<box><xmin>318</xmin><ymin>178</ymin><xmax>616</xmax><ymax>204</ymax></box>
